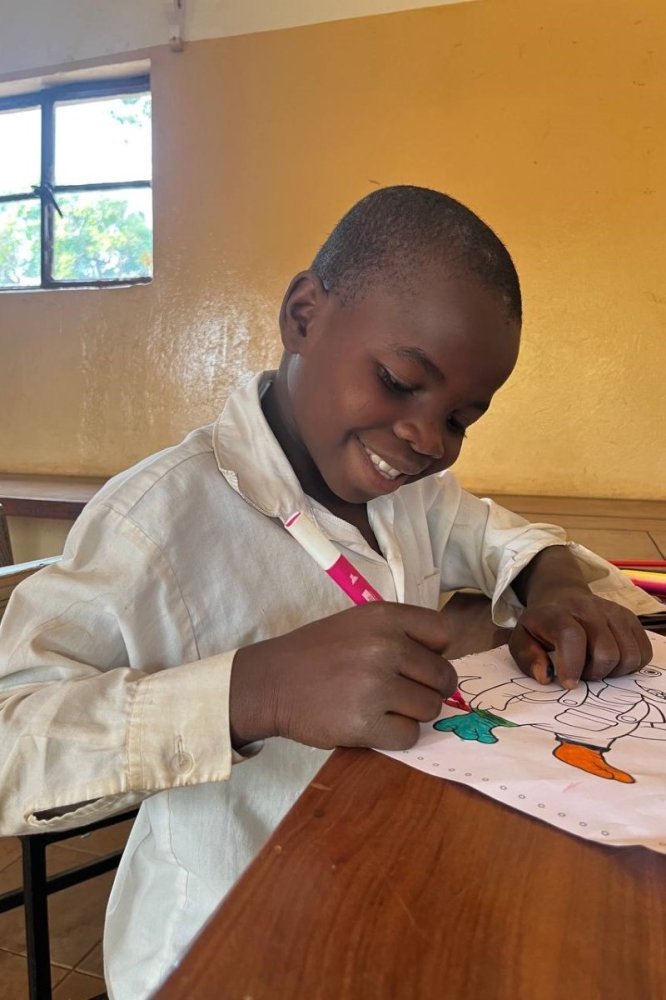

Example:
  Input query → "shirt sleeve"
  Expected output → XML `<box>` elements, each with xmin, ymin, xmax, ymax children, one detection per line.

<box><xmin>0</xmin><ymin>503</ymin><xmax>246</xmax><ymax>836</ymax></box>
<box><xmin>426</xmin><ymin>477</ymin><xmax>663</xmax><ymax>627</ymax></box>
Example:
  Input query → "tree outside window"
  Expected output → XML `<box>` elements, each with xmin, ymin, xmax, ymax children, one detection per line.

<box><xmin>0</xmin><ymin>76</ymin><xmax>152</xmax><ymax>290</ymax></box>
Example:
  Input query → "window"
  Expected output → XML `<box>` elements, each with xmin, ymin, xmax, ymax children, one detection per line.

<box><xmin>0</xmin><ymin>75</ymin><xmax>152</xmax><ymax>290</ymax></box>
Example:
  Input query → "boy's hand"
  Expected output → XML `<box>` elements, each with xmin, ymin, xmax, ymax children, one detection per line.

<box><xmin>230</xmin><ymin>603</ymin><xmax>456</xmax><ymax>751</ymax></box>
<box><xmin>511</xmin><ymin>545</ymin><xmax>653</xmax><ymax>689</ymax></box>
<box><xmin>510</xmin><ymin>588</ymin><xmax>653</xmax><ymax>690</ymax></box>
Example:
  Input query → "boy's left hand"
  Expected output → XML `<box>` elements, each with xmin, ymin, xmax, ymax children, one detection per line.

<box><xmin>510</xmin><ymin>546</ymin><xmax>653</xmax><ymax>690</ymax></box>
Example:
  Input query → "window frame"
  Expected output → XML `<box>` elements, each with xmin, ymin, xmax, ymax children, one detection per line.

<box><xmin>0</xmin><ymin>74</ymin><xmax>151</xmax><ymax>291</ymax></box>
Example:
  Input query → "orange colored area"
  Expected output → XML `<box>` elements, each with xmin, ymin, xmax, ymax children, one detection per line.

<box><xmin>553</xmin><ymin>741</ymin><xmax>635</xmax><ymax>783</ymax></box>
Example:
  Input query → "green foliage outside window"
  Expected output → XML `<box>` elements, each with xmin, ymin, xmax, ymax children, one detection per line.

<box><xmin>53</xmin><ymin>196</ymin><xmax>153</xmax><ymax>283</ymax></box>
<box><xmin>0</xmin><ymin>80</ymin><xmax>152</xmax><ymax>290</ymax></box>
<box><xmin>0</xmin><ymin>197</ymin><xmax>152</xmax><ymax>286</ymax></box>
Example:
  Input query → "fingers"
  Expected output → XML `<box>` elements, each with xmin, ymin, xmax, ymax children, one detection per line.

<box><xmin>365</xmin><ymin>644</ymin><xmax>456</xmax><ymax>750</ymax></box>
<box><xmin>390</xmin><ymin>675</ymin><xmax>446</xmax><ymax>724</ymax></box>
<box><xmin>514</xmin><ymin>607</ymin><xmax>588</xmax><ymax>689</ymax></box>
<box><xmin>605</xmin><ymin>606</ymin><xmax>654</xmax><ymax>677</ymax></box>
<box><xmin>512</xmin><ymin>599</ymin><xmax>654</xmax><ymax>689</ymax></box>
<box><xmin>398</xmin><ymin>640</ymin><xmax>458</xmax><ymax>698</ymax></box>
<box><xmin>346</xmin><ymin>672</ymin><xmax>444</xmax><ymax>752</ymax></box>
<box><xmin>366</xmin><ymin>714</ymin><xmax>421</xmax><ymax>752</ymax></box>
<box><xmin>509</xmin><ymin>624</ymin><xmax>554</xmax><ymax>684</ymax></box>
<box><xmin>636</xmin><ymin>622</ymin><xmax>655</xmax><ymax>668</ymax></box>
<box><xmin>568</xmin><ymin>602</ymin><xmax>651</xmax><ymax>681</ymax></box>
<box><xmin>361</xmin><ymin>627</ymin><xmax>458</xmax><ymax>751</ymax></box>
<box><xmin>578</xmin><ymin>620</ymin><xmax>620</xmax><ymax>682</ymax></box>
<box><xmin>391</xmin><ymin>603</ymin><xmax>451</xmax><ymax>655</ymax></box>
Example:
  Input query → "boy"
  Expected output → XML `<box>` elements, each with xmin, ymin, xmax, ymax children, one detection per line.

<box><xmin>0</xmin><ymin>187</ymin><xmax>658</xmax><ymax>999</ymax></box>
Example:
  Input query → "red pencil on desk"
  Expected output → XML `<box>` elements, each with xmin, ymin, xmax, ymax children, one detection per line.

<box><xmin>611</xmin><ymin>560</ymin><xmax>666</xmax><ymax>568</ymax></box>
<box><xmin>282</xmin><ymin>511</ymin><xmax>471</xmax><ymax>710</ymax></box>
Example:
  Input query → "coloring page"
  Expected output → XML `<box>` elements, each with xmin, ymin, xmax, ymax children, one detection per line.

<box><xmin>381</xmin><ymin>631</ymin><xmax>666</xmax><ymax>853</ymax></box>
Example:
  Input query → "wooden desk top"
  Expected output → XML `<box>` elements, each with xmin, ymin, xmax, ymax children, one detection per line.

<box><xmin>156</xmin><ymin>595</ymin><xmax>666</xmax><ymax>1000</ymax></box>
<box><xmin>0</xmin><ymin>474</ymin><xmax>105</xmax><ymax>519</ymax></box>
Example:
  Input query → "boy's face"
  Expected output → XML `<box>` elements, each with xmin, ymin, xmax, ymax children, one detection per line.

<box><xmin>274</xmin><ymin>268</ymin><xmax>520</xmax><ymax>506</ymax></box>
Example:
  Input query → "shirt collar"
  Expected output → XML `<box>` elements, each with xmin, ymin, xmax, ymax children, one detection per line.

<box><xmin>212</xmin><ymin>371</ymin><xmax>399</xmax><ymax>554</ymax></box>
<box><xmin>212</xmin><ymin>371</ymin><xmax>313</xmax><ymax>520</ymax></box>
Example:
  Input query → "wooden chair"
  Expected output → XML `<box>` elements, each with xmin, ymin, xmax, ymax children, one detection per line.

<box><xmin>0</xmin><ymin>555</ymin><xmax>60</xmax><ymax>618</ymax></box>
<box><xmin>0</xmin><ymin>556</ymin><xmax>137</xmax><ymax>1000</ymax></box>
<box><xmin>0</xmin><ymin>502</ymin><xmax>13</xmax><ymax>566</ymax></box>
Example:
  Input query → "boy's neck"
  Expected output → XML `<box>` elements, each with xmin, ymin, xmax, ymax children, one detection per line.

<box><xmin>322</xmin><ymin>499</ymin><xmax>380</xmax><ymax>555</ymax></box>
<box><xmin>261</xmin><ymin>376</ymin><xmax>380</xmax><ymax>554</ymax></box>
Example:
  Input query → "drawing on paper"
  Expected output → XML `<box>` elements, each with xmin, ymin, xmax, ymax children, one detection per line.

<box><xmin>435</xmin><ymin>664</ymin><xmax>666</xmax><ymax>784</ymax></box>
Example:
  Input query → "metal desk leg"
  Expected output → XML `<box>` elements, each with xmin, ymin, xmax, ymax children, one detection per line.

<box><xmin>21</xmin><ymin>837</ymin><xmax>53</xmax><ymax>1000</ymax></box>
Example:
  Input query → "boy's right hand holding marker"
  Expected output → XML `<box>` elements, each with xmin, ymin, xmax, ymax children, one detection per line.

<box><xmin>230</xmin><ymin>603</ymin><xmax>457</xmax><ymax>752</ymax></box>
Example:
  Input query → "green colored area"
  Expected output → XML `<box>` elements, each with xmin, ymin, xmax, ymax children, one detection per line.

<box><xmin>434</xmin><ymin>708</ymin><xmax>518</xmax><ymax>745</ymax></box>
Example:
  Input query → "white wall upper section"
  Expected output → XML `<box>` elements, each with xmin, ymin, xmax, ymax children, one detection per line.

<box><xmin>0</xmin><ymin>0</ymin><xmax>476</xmax><ymax>79</ymax></box>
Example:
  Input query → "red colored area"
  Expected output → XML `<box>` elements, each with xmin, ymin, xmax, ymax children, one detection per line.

<box><xmin>444</xmin><ymin>689</ymin><xmax>472</xmax><ymax>712</ymax></box>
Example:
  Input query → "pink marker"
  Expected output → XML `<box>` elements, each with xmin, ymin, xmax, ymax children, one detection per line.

<box><xmin>283</xmin><ymin>511</ymin><xmax>382</xmax><ymax>605</ymax></box>
<box><xmin>282</xmin><ymin>510</ymin><xmax>466</xmax><ymax>706</ymax></box>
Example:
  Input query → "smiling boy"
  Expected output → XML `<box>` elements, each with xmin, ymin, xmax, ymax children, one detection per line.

<box><xmin>262</xmin><ymin>269</ymin><xmax>517</xmax><ymax>538</ymax></box>
<box><xmin>0</xmin><ymin>186</ymin><xmax>659</xmax><ymax>999</ymax></box>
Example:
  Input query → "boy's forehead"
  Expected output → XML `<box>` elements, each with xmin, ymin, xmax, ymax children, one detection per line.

<box><xmin>368</xmin><ymin>265</ymin><xmax>512</xmax><ymax>317</ymax></box>
<box><xmin>350</xmin><ymin>274</ymin><xmax>520</xmax><ymax>354</ymax></box>
<box><xmin>326</xmin><ymin>280</ymin><xmax>520</xmax><ymax>397</ymax></box>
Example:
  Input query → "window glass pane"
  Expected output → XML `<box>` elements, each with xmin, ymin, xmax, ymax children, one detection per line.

<box><xmin>0</xmin><ymin>107</ymin><xmax>41</xmax><ymax>196</ymax></box>
<box><xmin>0</xmin><ymin>199</ymin><xmax>40</xmax><ymax>287</ymax></box>
<box><xmin>55</xmin><ymin>92</ymin><xmax>152</xmax><ymax>185</ymax></box>
<box><xmin>52</xmin><ymin>188</ymin><xmax>152</xmax><ymax>283</ymax></box>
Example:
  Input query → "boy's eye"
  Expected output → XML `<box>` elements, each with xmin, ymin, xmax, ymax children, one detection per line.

<box><xmin>378</xmin><ymin>365</ymin><xmax>416</xmax><ymax>396</ymax></box>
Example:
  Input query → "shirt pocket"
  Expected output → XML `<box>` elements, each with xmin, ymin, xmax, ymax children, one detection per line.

<box><xmin>417</xmin><ymin>569</ymin><xmax>442</xmax><ymax>609</ymax></box>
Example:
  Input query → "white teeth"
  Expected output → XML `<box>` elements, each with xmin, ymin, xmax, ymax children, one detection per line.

<box><xmin>378</xmin><ymin>458</ymin><xmax>398</xmax><ymax>477</ymax></box>
<box><xmin>363</xmin><ymin>445</ymin><xmax>401</xmax><ymax>480</ymax></box>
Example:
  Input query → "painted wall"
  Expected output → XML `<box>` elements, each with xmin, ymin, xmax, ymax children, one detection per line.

<box><xmin>1</xmin><ymin>0</ymin><xmax>665</xmax><ymax>499</ymax></box>
<box><xmin>7</xmin><ymin>517</ymin><xmax>72</xmax><ymax>563</ymax></box>
<box><xmin>0</xmin><ymin>0</ymin><xmax>475</xmax><ymax>78</ymax></box>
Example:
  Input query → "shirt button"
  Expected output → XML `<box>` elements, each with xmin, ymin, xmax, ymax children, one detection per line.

<box><xmin>171</xmin><ymin>750</ymin><xmax>194</xmax><ymax>775</ymax></box>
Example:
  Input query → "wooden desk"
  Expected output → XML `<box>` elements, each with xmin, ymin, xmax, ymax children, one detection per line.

<box><xmin>0</xmin><ymin>475</ymin><xmax>105</xmax><ymax>519</ymax></box>
<box><xmin>156</xmin><ymin>596</ymin><xmax>666</xmax><ymax>1000</ymax></box>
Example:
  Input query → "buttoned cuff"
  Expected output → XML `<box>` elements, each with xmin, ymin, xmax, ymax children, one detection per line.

<box><xmin>128</xmin><ymin>650</ymin><xmax>241</xmax><ymax>791</ymax></box>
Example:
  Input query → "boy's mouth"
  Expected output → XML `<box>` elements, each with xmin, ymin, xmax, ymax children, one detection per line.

<box><xmin>362</xmin><ymin>443</ymin><xmax>402</xmax><ymax>480</ymax></box>
<box><xmin>359</xmin><ymin>440</ymin><xmax>426</xmax><ymax>482</ymax></box>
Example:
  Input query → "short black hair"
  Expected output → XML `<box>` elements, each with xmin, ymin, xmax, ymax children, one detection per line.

<box><xmin>311</xmin><ymin>185</ymin><xmax>521</xmax><ymax>324</ymax></box>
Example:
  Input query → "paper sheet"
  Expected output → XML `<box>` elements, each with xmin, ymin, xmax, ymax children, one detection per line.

<box><xmin>381</xmin><ymin>631</ymin><xmax>666</xmax><ymax>853</ymax></box>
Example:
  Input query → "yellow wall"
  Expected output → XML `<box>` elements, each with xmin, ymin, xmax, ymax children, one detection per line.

<box><xmin>7</xmin><ymin>516</ymin><xmax>72</xmax><ymax>563</ymax></box>
<box><xmin>1</xmin><ymin>0</ymin><xmax>665</xmax><ymax>498</ymax></box>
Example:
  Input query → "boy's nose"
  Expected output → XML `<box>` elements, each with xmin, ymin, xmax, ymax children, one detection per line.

<box><xmin>393</xmin><ymin>418</ymin><xmax>446</xmax><ymax>460</ymax></box>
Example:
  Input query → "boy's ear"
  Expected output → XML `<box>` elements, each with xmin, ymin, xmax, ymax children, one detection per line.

<box><xmin>279</xmin><ymin>271</ymin><xmax>327</xmax><ymax>354</ymax></box>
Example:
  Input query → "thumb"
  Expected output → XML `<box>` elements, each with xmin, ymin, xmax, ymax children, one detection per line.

<box><xmin>509</xmin><ymin>623</ymin><xmax>552</xmax><ymax>685</ymax></box>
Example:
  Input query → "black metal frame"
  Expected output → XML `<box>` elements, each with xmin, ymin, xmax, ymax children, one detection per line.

<box><xmin>0</xmin><ymin>808</ymin><xmax>138</xmax><ymax>1000</ymax></box>
<box><xmin>0</xmin><ymin>75</ymin><xmax>151</xmax><ymax>291</ymax></box>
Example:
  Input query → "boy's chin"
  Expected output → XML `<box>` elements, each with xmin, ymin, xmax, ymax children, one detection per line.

<box><xmin>328</xmin><ymin>478</ymin><xmax>404</xmax><ymax>505</ymax></box>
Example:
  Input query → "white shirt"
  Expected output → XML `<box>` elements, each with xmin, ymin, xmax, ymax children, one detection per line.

<box><xmin>0</xmin><ymin>373</ymin><xmax>657</xmax><ymax>998</ymax></box>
